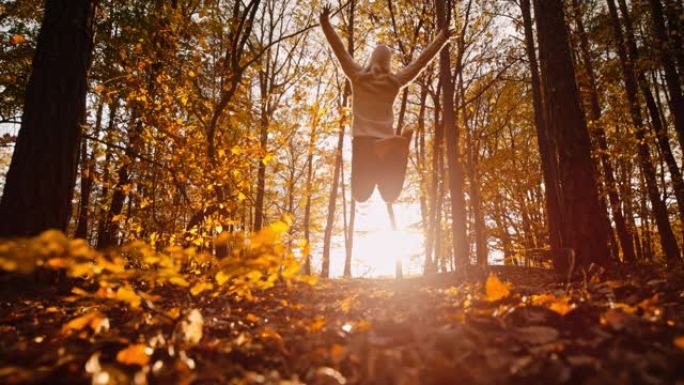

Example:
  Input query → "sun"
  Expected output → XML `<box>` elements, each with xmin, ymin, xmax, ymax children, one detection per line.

<box><xmin>344</xmin><ymin>190</ymin><xmax>424</xmax><ymax>278</ymax></box>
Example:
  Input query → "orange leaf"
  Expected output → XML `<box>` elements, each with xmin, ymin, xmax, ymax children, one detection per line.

<box><xmin>674</xmin><ymin>336</ymin><xmax>684</xmax><ymax>349</ymax></box>
<box><xmin>10</xmin><ymin>34</ymin><xmax>25</xmax><ymax>45</ymax></box>
<box><xmin>485</xmin><ymin>273</ymin><xmax>510</xmax><ymax>301</ymax></box>
<box><xmin>116</xmin><ymin>344</ymin><xmax>151</xmax><ymax>366</ymax></box>
<box><xmin>62</xmin><ymin>310</ymin><xmax>108</xmax><ymax>334</ymax></box>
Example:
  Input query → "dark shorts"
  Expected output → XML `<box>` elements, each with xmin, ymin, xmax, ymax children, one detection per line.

<box><xmin>352</xmin><ymin>136</ymin><xmax>409</xmax><ymax>203</ymax></box>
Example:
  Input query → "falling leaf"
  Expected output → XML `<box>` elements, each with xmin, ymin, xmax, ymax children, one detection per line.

<box><xmin>485</xmin><ymin>273</ymin><xmax>510</xmax><ymax>301</ymax></box>
<box><xmin>181</xmin><ymin>309</ymin><xmax>203</xmax><ymax>344</ymax></box>
<box><xmin>116</xmin><ymin>344</ymin><xmax>151</xmax><ymax>366</ymax></box>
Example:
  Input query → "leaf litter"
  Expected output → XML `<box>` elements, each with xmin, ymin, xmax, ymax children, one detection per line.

<box><xmin>1</xmin><ymin>265</ymin><xmax>684</xmax><ymax>384</ymax></box>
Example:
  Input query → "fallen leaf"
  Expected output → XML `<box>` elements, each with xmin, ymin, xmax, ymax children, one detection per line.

<box><xmin>485</xmin><ymin>273</ymin><xmax>510</xmax><ymax>301</ymax></box>
<box><xmin>514</xmin><ymin>326</ymin><xmax>560</xmax><ymax>345</ymax></box>
<box><xmin>190</xmin><ymin>282</ymin><xmax>213</xmax><ymax>296</ymax></box>
<box><xmin>245</xmin><ymin>313</ymin><xmax>260</xmax><ymax>323</ymax></box>
<box><xmin>10</xmin><ymin>34</ymin><xmax>25</xmax><ymax>45</ymax></box>
<box><xmin>530</xmin><ymin>293</ymin><xmax>574</xmax><ymax>315</ymax></box>
<box><xmin>116</xmin><ymin>344</ymin><xmax>151</xmax><ymax>366</ymax></box>
<box><xmin>181</xmin><ymin>309</ymin><xmax>203</xmax><ymax>344</ymax></box>
<box><xmin>674</xmin><ymin>336</ymin><xmax>684</xmax><ymax>349</ymax></box>
<box><xmin>601</xmin><ymin>309</ymin><xmax>639</xmax><ymax>332</ymax></box>
<box><xmin>62</xmin><ymin>310</ymin><xmax>109</xmax><ymax>334</ymax></box>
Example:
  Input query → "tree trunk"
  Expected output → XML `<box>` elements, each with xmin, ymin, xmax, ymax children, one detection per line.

<box><xmin>533</xmin><ymin>0</ymin><xmax>611</xmax><ymax>269</ymax></box>
<box><xmin>97</xmin><ymin>110</ymin><xmax>141</xmax><ymax>249</ymax></box>
<box><xmin>435</xmin><ymin>0</ymin><xmax>468</xmax><ymax>269</ymax></box>
<box><xmin>75</xmin><ymin>100</ymin><xmax>104</xmax><ymax>239</ymax></box>
<box><xmin>0</xmin><ymin>0</ymin><xmax>96</xmax><ymax>238</ymax></box>
<box><xmin>520</xmin><ymin>0</ymin><xmax>563</xmax><ymax>252</ymax></box>
<box><xmin>647</xmin><ymin>0</ymin><xmax>684</xmax><ymax>150</ymax></box>
<box><xmin>570</xmin><ymin>0</ymin><xmax>636</xmax><ymax>262</ymax></box>
<box><xmin>321</xmin><ymin>0</ymin><xmax>354</xmax><ymax>278</ymax></box>
<box><xmin>607</xmin><ymin>0</ymin><xmax>682</xmax><ymax>263</ymax></box>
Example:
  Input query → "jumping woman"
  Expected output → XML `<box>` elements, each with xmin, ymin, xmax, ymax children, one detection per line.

<box><xmin>320</xmin><ymin>4</ymin><xmax>452</xmax><ymax>203</ymax></box>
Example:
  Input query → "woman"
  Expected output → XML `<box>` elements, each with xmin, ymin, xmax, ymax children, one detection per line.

<box><xmin>320</xmin><ymin>4</ymin><xmax>452</xmax><ymax>203</ymax></box>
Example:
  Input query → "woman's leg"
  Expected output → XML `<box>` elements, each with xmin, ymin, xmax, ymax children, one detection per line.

<box><xmin>376</xmin><ymin>130</ymin><xmax>413</xmax><ymax>203</ymax></box>
<box><xmin>352</xmin><ymin>136</ymin><xmax>380</xmax><ymax>202</ymax></box>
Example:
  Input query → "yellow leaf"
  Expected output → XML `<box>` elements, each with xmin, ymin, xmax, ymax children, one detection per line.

<box><xmin>114</xmin><ymin>286</ymin><xmax>142</xmax><ymax>308</ymax></box>
<box><xmin>674</xmin><ymin>336</ymin><xmax>684</xmax><ymax>349</ymax></box>
<box><xmin>308</xmin><ymin>316</ymin><xmax>326</xmax><ymax>332</ymax></box>
<box><xmin>530</xmin><ymin>293</ymin><xmax>573</xmax><ymax>315</ymax></box>
<box><xmin>246</xmin><ymin>313</ymin><xmax>260</xmax><ymax>323</ymax></box>
<box><xmin>62</xmin><ymin>310</ymin><xmax>109</xmax><ymax>334</ymax></box>
<box><xmin>215</xmin><ymin>270</ymin><xmax>230</xmax><ymax>285</ymax></box>
<box><xmin>485</xmin><ymin>273</ymin><xmax>510</xmax><ymax>301</ymax></box>
<box><xmin>340</xmin><ymin>296</ymin><xmax>355</xmax><ymax>313</ymax></box>
<box><xmin>190</xmin><ymin>282</ymin><xmax>213</xmax><ymax>296</ymax></box>
<box><xmin>116</xmin><ymin>344</ymin><xmax>151</xmax><ymax>366</ymax></box>
<box><xmin>169</xmin><ymin>276</ymin><xmax>189</xmax><ymax>287</ymax></box>
<box><xmin>245</xmin><ymin>270</ymin><xmax>263</xmax><ymax>281</ymax></box>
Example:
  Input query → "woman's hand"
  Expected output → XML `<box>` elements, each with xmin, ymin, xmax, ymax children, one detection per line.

<box><xmin>320</xmin><ymin>4</ymin><xmax>332</xmax><ymax>20</ymax></box>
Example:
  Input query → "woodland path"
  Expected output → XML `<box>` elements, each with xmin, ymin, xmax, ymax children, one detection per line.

<box><xmin>1</xmin><ymin>266</ymin><xmax>684</xmax><ymax>385</ymax></box>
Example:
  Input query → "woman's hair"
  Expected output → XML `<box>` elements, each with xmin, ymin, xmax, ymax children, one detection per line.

<box><xmin>357</xmin><ymin>44</ymin><xmax>395</xmax><ymax>82</ymax></box>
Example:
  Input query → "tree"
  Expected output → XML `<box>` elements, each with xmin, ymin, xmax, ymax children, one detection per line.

<box><xmin>606</xmin><ymin>0</ymin><xmax>682</xmax><ymax>263</ymax></box>
<box><xmin>0</xmin><ymin>0</ymin><xmax>96</xmax><ymax>238</ymax></box>
<box><xmin>435</xmin><ymin>0</ymin><xmax>468</xmax><ymax>269</ymax></box>
<box><xmin>533</xmin><ymin>0</ymin><xmax>610</xmax><ymax>269</ymax></box>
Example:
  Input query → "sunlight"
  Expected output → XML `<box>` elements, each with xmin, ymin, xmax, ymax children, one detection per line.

<box><xmin>330</xmin><ymin>189</ymin><xmax>424</xmax><ymax>278</ymax></box>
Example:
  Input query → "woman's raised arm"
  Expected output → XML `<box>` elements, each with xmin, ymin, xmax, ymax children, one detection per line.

<box><xmin>395</xmin><ymin>29</ymin><xmax>451</xmax><ymax>86</ymax></box>
<box><xmin>320</xmin><ymin>6</ymin><xmax>362</xmax><ymax>79</ymax></box>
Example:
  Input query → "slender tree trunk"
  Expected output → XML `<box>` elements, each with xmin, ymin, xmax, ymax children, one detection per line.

<box><xmin>75</xmin><ymin>100</ymin><xmax>104</xmax><ymax>239</ymax></box>
<box><xmin>436</xmin><ymin>0</ymin><xmax>468</xmax><ymax>269</ymax></box>
<box><xmin>534</xmin><ymin>0</ymin><xmax>611</xmax><ymax>269</ymax></box>
<box><xmin>425</xmin><ymin>86</ymin><xmax>443</xmax><ymax>274</ymax></box>
<box><xmin>0</xmin><ymin>0</ymin><xmax>96</xmax><ymax>237</ymax></box>
<box><xmin>520</xmin><ymin>0</ymin><xmax>563</xmax><ymax>252</ymax></box>
<box><xmin>647</xmin><ymin>0</ymin><xmax>684</xmax><ymax>150</ymax></box>
<box><xmin>97</xmin><ymin>110</ymin><xmax>141</xmax><ymax>249</ymax></box>
<box><xmin>607</xmin><ymin>0</ymin><xmax>682</xmax><ymax>263</ymax></box>
<box><xmin>570</xmin><ymin>0</ymin><xmax>636</xmax><ymax>262</ymax></box>
<box><xmin>322</xmin><ymin>0</ymin><xmax>354</xmax><ymax>278</ymax></box>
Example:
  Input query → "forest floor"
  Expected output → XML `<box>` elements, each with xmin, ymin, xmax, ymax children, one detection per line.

<box><xmin>1</xmin><ymin>265</ymin><xmax>684</xmax><ymax>385</ymax></box>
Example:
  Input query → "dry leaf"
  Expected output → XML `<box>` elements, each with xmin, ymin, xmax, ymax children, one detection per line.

<box><xmin>10</xmin><ymin>34</ymin><xmax>25</xmax><ymax>45</ymax></box>
<box><xmin>515</xmin><ymin>326</ymin><xmax>560</xmax><ymax>345</ymax></box>
<box><xmin>181</xmin><ymin>309</ymin><xmax>203</xmax><ymax>344</ymax></box>
<box><xmin>190</xmin><ymin>282</ymin><xmax>213</xmax><ymax>296</ymax></box>
<box><xmin>116</xmin><ymin>344</ymin><xmax>151</xmax><ymax>366</ymax></box>
<box><xmin>674</xmin><ymin>336</ymin><xmax>684</xmax><ymax>349</ymax></box>
<box><xmin>485</xmin><ymin>273</ymin><xmax>510</xmax><ymax>301</ymax></box>
<box><xmin>245</xmin><ymin>313</ymin><xmax>260</xmax><ymax>323</ymax></box>
<box><xmin>62</xmin><ymin>310</ymin><xmax>109</xmax><ymax>334</ymax></box>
